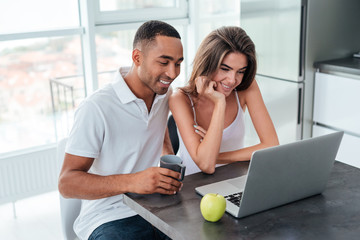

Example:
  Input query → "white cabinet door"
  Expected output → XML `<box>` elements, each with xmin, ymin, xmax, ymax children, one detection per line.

<box><xmin>244</xmin><ymin>75</ymin><xmax>302</xmax><ymax>146</ymax></box>
<box><xmin>313</xmin><ymin>72</ymin><xmax>360</xmax><ymax>135</ymax></box>
<box><xmin>313</xmin><ymin>125</ymin><xmax>360</xmax><ymax>169</ymax></box>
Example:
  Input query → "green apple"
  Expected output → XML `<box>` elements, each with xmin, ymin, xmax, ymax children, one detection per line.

<box><xmin>200</xmin><ymin>193</ymin><xmax>226</xmax><ymax>222</ymax></box>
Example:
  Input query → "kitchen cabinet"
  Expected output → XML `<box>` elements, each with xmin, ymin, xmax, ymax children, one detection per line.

<box><xmin>312</xmin><ymin>58</ymin><xmax>360</xmax><ymax>168</ymax></box>
<box><xmin>313</xmin><ymin>72</ymin><xmax>360</xmax><ymax>134</ymax></box>
<box><xmin>313</xmin><ymin>125</ymin><xmax>360</xmax><ymax>168</ymax></box>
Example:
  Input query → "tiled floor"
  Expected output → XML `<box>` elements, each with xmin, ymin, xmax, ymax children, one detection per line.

<box><xmin>0</xmin><ymin>191</ymin><xmax>64</xmax><ymax>240</ymax></box>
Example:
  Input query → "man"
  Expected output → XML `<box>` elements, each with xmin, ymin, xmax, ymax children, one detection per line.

<box><xmin>58</xmin><ymin>20</ymin><xmax>184</xmax><ymax>240</ymax></box>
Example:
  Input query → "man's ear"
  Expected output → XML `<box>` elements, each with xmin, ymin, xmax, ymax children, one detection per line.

<box><xmin>132</xmin><ymin>48</ymin><xmax>142</xmax><ymax>66</ymax></box>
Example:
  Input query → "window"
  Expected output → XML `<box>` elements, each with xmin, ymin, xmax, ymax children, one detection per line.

<box><xmin>94</xmin><ymin>0</ymin><xmax>187</xmax><ymax>25</ymax></box>
<box><xmin>0</xmin><ymin>0</ymin><xmax>240</xmax><ymax>155</ymax></box>
<box><xmin>95</xmin><ymin>24</ymin><xmax>187</xmax><ymax>88</ymax></box>
<box><xmin>187</xmin><ymin>0</ymin><xmax>241</xmax><ymax>71</ymax></box>
<box><xmin>0</xmin><ymin>37</ymin><xmax>84</xmax><ymax>153</ymax></box>
<box><xmin>197</xmin><ymin>0</ymin><xmax>241</xmax><ymax>38</ymax></box>
<box><xmin>99</xmin><ymin>0</ymin><xmax>178</xmax><ymax>11</ymax></box>
<box><xmin>198</xmin><ymin>20</ymin><xmax>241</xmax><ymax>43</ymax></box>
<box><xmin>0</xmin><ymin>0</ymin><xmax>79</xmax><ymax>34</ymax></box>
<box><xmin>96</xmin><ymin>29</ymin><xmax>135</xmax><ymax>87</ymax></box>
<box><xmin>198</xmin><ymin>0</ymin><xmax>240</xmax><ymax>17</ymax></box>
<box><xmin>0</xmin><ymin>0</ymin><xmax>84</xmax><ymax>154</ymax></box>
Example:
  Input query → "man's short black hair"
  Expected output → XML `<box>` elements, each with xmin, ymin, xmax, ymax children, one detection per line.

<box><xmin>133</xmin><ymin>20</ymin><xmax>181</xmax><ymax>49</ymax></box>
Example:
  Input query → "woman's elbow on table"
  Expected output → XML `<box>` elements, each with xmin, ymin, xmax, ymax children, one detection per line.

<box><xmin>202</xmin><ymin>167</ymin><xmax>216</xmax><ymax>175</ymax></box>
<box><xmin>196</xmin><ymin>161</ymin><xmax>216</xmax><ymax>175</ymax></box>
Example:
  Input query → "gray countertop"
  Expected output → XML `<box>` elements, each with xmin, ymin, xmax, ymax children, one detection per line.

<box><xmin>314</xmin><ymin>57</ymin><xmax>360</xmax><ymax>76</ymax></box>
<box><xmin>124</xmin><ymin>161</ymin><xmax>360</xmax><ymax>240</ymax></box>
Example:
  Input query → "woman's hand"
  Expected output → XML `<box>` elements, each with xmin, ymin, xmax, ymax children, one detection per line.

<box><xmin>195</xmin><ymin>76</ymin><xmax>225</xmax><ymax>103</ymax></box>
<box><xmin>194</xmin><ymin>124</ymin><xmax>207</xmax><ymax>141</ymax></box>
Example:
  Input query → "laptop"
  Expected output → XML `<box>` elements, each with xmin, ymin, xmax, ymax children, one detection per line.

<box><xmin>195</xmin><ymin>131</ymin><xmax>344</xmax><ymax>218</ymax></box>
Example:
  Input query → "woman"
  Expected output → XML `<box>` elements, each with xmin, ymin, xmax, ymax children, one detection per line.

<box><xmin>169</xmin><ymin>26</ymin><xmax>279</xmax><ymax>175</ymax></box>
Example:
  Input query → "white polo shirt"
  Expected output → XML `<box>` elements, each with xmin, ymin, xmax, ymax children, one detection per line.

<box><xmin>65</xmin><ymin>67</ymin><xmax>171</xmax><ymax>240</ymax></box>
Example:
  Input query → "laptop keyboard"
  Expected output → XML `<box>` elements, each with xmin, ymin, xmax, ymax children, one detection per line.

<box><xmin>224</xmin><ymin>192</ymin><xmax>243</xmax><ymax>206</ymax></box>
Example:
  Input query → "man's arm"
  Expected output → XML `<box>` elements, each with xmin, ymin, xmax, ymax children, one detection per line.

<box><xmin>58</xmin><ymin>153</ymin><xmax>182</xmax><ymax>200</ymax></box>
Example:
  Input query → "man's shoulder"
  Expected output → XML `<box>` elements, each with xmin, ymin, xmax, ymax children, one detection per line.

<box><xmin>90</xmin><ymin>83</ymin><xmax>116</xmax><ymax>100</ymax></box>
<box><xmin>76</xmin><ymin>85</ymin><xmax>116</xmax><ymax>112</ymax></box>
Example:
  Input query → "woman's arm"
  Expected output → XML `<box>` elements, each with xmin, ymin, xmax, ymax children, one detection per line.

<box><xmin>169</xmin><ymin>79</ymin><xmax>225</xmax><ymax>174</ymax></box>
<box><xmin>162</xmin><ymin>128</ymin><xmax>175</xmax><ymax>156</ymax></box>
<box><xmin>217</xmin><ymin>80</ymin><xmax>279</xmax><ymax>163</ymax></box>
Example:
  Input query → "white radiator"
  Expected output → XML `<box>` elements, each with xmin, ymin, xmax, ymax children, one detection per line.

<box><xmin>0</xmin><ymin>144</ymin><xmax>58</xmax><ymax>204</ymax></box>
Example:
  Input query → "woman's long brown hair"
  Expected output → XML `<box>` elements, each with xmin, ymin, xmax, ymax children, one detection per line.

<box><xmin>181</xmin><ymin>26</ymin><xmax>257</xmax><ymax>97</ymax></box>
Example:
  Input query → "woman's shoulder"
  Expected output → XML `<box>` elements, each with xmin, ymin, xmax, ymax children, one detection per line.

<box><xmin>236</xmin><ymin>79</ymin><xmax>260</xmax><ymax>108</ymax></box>
<box><xmin>169</xmin><ymin>89</ymin><xmax>189</xmax><ymax>102</ymax></box>
<box><xmin>169</xmin><ymin>89</ymin><xmax>193</xmax><ymax>109</ymax></box>
<box><xmin>238</xmin><ymin>79</ymin><xmax>260</xmax><ymax>96</ymax></box>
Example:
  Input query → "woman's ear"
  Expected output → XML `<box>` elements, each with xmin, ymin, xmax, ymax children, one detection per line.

<box><xmin>132</xmin><ymin>49</ymin><xmax>142</xmax><ymax>66</ymax></box>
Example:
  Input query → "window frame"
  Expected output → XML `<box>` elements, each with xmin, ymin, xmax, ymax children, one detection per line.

<box><xmin>0</xmin><ymin>28</ymin><xmax>84</xmax><ymax>41</ymax></box>
<box><xmin>93</xmin><ymin>0</ymin><xmax>188</xmax><ymax>25</ymax></box>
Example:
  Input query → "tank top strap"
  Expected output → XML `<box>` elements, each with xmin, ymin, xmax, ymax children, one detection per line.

<box><xmin>186</xmin><ymin>93</ymin><xmax>198</xmax><ymax>126</ymax></box>
<box><xmin>234</xmin><ymin>90</ymin><xmax>241</xmax><ymax>111</ymax></box>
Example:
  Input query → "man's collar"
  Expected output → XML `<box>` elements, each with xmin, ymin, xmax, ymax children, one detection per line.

<box><xmin>111</xmin><ymin>67</ymin><xmax>137</xmax><ymax>104</ymax></box>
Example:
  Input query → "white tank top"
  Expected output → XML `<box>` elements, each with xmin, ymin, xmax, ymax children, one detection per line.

<box><xmin>177</xmin><ymin>91</ymin><xmax>245</xmax><ymax>175</ymax></box>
